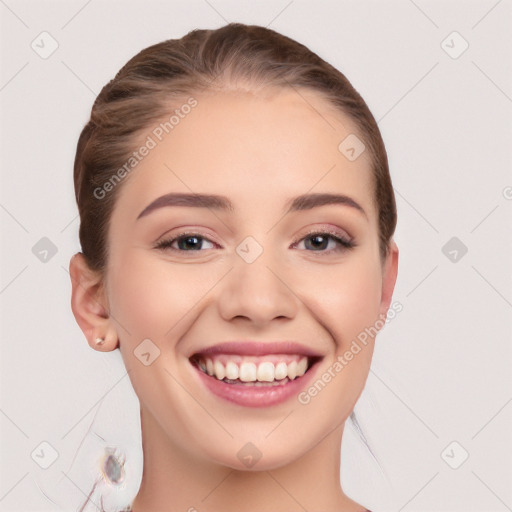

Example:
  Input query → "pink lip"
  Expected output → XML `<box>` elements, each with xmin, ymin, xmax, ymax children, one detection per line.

<box><xmin>188</xmin><ymin>341</ymin><xmax>323</xmax><ymax>408</ymax></box>
<box><xmin>192</xmin><ymin>362</ymin><xmax>320</xmax><ymax>407</ymax></box>
<box><xmin>189</xmin><ymin>340</ymin><xmax>323</xmax><ymax>358</ymax></box>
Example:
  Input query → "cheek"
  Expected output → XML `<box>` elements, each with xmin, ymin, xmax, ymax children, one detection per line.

<box><xmin>303</xmin><ymin>255</ymin><xmax>383</xmax><ymax>349</ymax></box>
<box><xmin>107</xmin><ymin>251</ymin><xmax>218</xmax><ymax>340</ymax></box>
<box><xmin>109</xmin><ymin>246</ymin><xmax>383</xmax><ymax>351</ymax></box>
<box><xmin>296</xmin><ymin>259</ymin><xmax>382</xmax><ymax>420</ymax></box>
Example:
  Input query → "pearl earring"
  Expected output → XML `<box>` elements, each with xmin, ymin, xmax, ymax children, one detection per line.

<box><xmin>95</xmin><ymin>337</ymin><xmax>105</xmax><ymax>346</ymax></box>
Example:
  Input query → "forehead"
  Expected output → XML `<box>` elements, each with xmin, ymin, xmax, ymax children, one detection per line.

<box><xmin>114</xmin><ymin>87</ymin><xmax>376</xmax><ymax>222</ymax></box>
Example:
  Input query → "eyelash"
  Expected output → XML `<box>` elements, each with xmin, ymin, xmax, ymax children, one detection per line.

<box><xmin>153</xmin><ymin>228</ymin><xmax>356</xmax><ymax>255</ymax></box>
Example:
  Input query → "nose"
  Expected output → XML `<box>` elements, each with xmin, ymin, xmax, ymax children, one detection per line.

<box><xmin>216</xmin><ymin>250</ymin><xmax>298</xmax><ymax>328</ymax></box>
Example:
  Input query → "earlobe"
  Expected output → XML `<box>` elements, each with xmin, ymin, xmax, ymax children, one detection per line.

<box><xmin>379</xmin><ymin>240</ymin><xmax>399</xmax><ymax>319</ymax></box>
<box><xmin>69</xmin><ymin>253</ymin><xmax>118</xmax><ymax>351</ymax></box>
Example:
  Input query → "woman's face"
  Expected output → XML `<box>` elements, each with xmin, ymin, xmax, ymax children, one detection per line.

<box><xmin>101</xmin><ymin>87</ymin><xmax>397</xmax><ymax>470</ymax></box>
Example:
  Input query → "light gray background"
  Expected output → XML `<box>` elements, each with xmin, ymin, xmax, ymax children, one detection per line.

<box><xmin>1</xmin><ymin>1</ymin><xmax>511</xmax><ymax>511</ymax></box>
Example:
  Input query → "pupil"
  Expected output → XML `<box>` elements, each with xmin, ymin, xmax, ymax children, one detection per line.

<box><xmin>179</xmin><ymin>236</ymin><xmax>200</xmax><ymax>250</ymax></box>
<box><xmin>308</xmin><ymin>235</ymin><xmax>327</xmax><ymax>250</ymax></box>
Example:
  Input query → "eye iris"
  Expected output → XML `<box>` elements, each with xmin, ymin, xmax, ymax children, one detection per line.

<box><xmin>178</xmin><ymin>236</ymin><xmax>202</xmax><ymax>250</ymax></box>
<box><xmin>306</xmin><ymin>234</ymin><xmax>329</xmax><ymax>250</ymax></box>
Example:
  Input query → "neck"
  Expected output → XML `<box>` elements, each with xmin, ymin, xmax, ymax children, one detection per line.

<box><xmin>130</xmin><ymin>406</ymin><xmax>367</xmax><ymax>512</ymax></box>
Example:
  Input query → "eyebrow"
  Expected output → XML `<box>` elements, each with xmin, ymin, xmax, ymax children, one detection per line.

<box><xmin>136</xmin><ymin>192</ymin><xmax>367</xmax><ymax>220</ymax></box>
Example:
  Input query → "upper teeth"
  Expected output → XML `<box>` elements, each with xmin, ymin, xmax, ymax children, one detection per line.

<box><xmin>198</xmin><ymin>356</ymin><xmax>309</xmax><ymax>382</ymax></box>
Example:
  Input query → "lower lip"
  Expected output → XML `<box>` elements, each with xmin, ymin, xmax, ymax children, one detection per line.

<box><xmin>192</xmin><ymin>361</ymin><xmax>319</xmax><ymax>407</ymax></box>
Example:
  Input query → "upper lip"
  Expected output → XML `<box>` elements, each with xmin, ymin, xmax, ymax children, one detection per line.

<box><xmin>190</xmin><ymin>340</ymin><xmax>323</xmax><ymax>358</ymax></box>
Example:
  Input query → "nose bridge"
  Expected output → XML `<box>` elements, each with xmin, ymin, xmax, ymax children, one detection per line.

<box><xmin>216</xmin><ymin>236</ymin><xmax>298</xmax><ymax>325</ymax></box>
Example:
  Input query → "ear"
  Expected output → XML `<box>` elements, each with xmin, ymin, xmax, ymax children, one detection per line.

<box><xmin>379</xmin><ymin>239</ymin><xmax>399</xmax><ymax>319</ymax></box>
<box><xmin>69</xmin><ymin>252</ymin><xmax>119</xmax><ymax>352</ymax></box>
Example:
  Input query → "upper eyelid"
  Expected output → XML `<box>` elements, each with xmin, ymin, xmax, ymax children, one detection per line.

<box><xmin>157</xmin><ymin>223</ymin><xmax>353</xmax><ymax>241</ymax></box>
<box><xmin>156</xmin><ymin>229</ymin><xmax>220</xmax><ymax>246</ymax></box>
<box><xmin>294</xmin><ymin>226</ymin><xmax>352</xmax><ymax>241</ymax></box>
<box><xmin>155</xmin><ymin>228</ymin><xmax>354</xmax><ymax>250</ymax></box>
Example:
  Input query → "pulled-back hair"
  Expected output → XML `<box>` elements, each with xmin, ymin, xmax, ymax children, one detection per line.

<box><xmin>73</xmin><ymin>22</ymin><xmax>396</xmax><ymax>273</ymax></box>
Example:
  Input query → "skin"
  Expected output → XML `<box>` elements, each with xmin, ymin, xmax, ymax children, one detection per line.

<box><xmin>70</xmin><ymin>86</ymin><xmax>398</xmax><ymax>512</ymax></box>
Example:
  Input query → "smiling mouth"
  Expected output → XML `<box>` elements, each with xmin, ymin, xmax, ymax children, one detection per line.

<box><xmin>190</xmin><ymin>354</ymin><xmax>321</xmax><ymax>387</ymax></box>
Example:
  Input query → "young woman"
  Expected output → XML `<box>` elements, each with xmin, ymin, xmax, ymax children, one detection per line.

<box><xmin>69</xmin><ymin>22</ymin><xmax>398</xmax><ymax>512</ymax></box>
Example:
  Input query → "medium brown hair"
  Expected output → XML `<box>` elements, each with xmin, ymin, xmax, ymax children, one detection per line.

<box><xmin>73</xmin><ymin>22</ymin><xmax>396</xmax><ymax>273</ymax></box>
